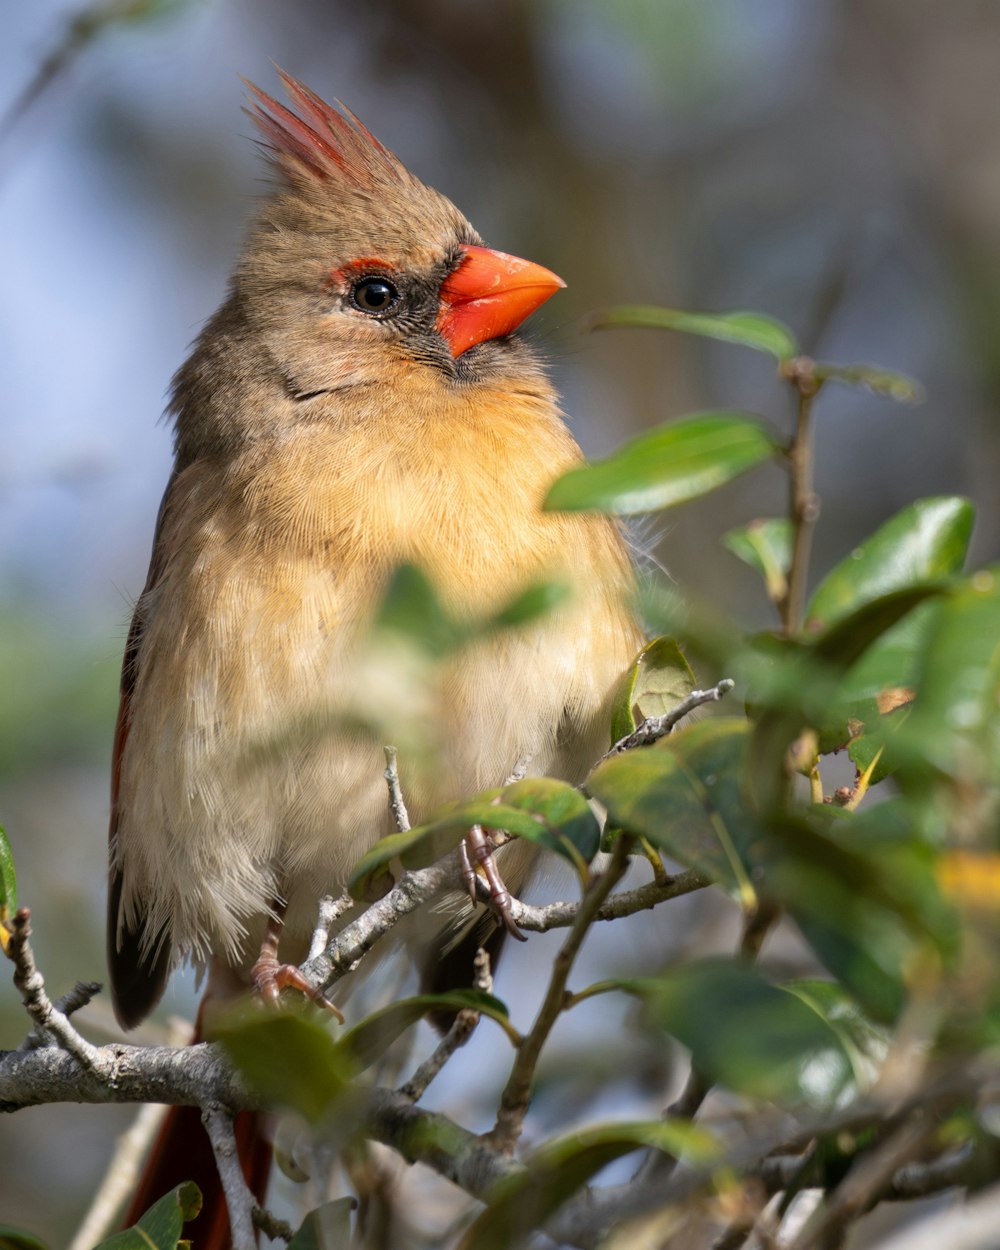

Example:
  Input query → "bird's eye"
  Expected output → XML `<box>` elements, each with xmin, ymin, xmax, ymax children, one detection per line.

<box><xmin>351</xmin><ymin>276</ymin><xmax>400</xmax><ymax>316</ymax></box>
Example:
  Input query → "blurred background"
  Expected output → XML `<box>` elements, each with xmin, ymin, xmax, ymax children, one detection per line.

<box><xmin>3</xmin><ymin>0</ymin><xmax>1000</xmax><ymax>1242</ymax></box>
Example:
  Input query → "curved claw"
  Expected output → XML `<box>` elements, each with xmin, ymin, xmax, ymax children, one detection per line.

<box><xmin>251</xmin><ymin>953</ymin><xmax>345</xmax><ymax>1022</ymax></box>
<box><xmin>464</xmin><ymin>825</ymin><xmax>528</xmax><ymax>943</ymax></box>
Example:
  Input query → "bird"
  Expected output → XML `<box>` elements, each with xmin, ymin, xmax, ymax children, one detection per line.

<box><xmin>107</xmin><ymin>71</ymin><xmax>642</xmax><ymax>1243</ymax></box>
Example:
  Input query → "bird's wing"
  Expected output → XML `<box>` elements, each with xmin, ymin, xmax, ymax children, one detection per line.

<box><xmin>106</xmin><ymin>473</ymin><xmax>177</xmax><ymax>1029</ymax></box>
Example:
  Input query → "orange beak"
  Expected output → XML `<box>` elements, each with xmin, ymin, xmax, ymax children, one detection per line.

<box><xmin>437</xmin><ymin>244</ymin><xmax>566</xmax><ymax>357</ymax></box>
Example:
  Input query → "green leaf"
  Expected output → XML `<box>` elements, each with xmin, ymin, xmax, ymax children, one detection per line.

<box><xmin>287</xmin><ymin>1199</ymin><xmax>356</xmax><ymax>1248</ymax></box>
<box><xmin>897</xmin><ymin>570</ymin><xmax>1000</xmax><ymax>786</ymax></box>
<box><xmin>812</xmin><ymin>361</ymin><xmax>924</xmax><ymax>404</ymax></box>
<box><xmin>590</xmin><ymin>305</ymin><xmax>798</xmax><ymax>361</ymax></box>
<box><xmin>609</xmin><ymin>637</ymin><xmax>696</xmax><ymax>741</ymax></box>
<box><xmin>723</xmin><ymin>518</ymin><xmax>792</xmax><ymax>604</ymax></box>
<box><xmin>784</xmin><ymin>980</ymin><xmax>889</xmax><ymax>1092</ymax></box>
<box><xmin>349</xmin><ymin>778</ymin><xmax>600</xmax><ymax>899</ymax></box>
<box><xmin>92</xmin><ymin>1183</ymin><xmax>202</xmax><ymax>1250</ymax></box>
<box><xmin>765</xmin><ymin>802</ymin><xmax>955</xmax><ymax>1021</ymax></box>
<box><xmin>338</xmin><ymin>990</ymin><xmax>515</xmax><ymax>1069</ymax></box>
<box><xmin>544</xmin><ymin>412</ymin><xmax>780</xmax><ymax>516</ymax></box>
<box><xmin>588</xmin><ymin>719</ymin><xmax>759</xmax><ymax>904</ymax></box>
<box><xmin>805</xmin><ymin>497</ymin><xmax>973</xmax><ymax>634</ymax></box>
<box><xmin>459</xmin><ymin>1118</ymin><xmax>717</xmax><ymax>1250</ymax></box>
<box><xmin>0</xmin><ymin>821</ymin><xmax>16</xmax><ymax>925</ymax></box>
<box><xmin>847</xmin><ymin>699</ymin><xmax>912</xmax><ymax>785</ymax></box>
<box><xmin>374</xmin><ymin>563</ymin><xmax>468</xmax><ymax>658</ymax></box>
<box><xmin>488</xmin><ymin>579</ymin><xmax>571</xmax><ymax>629</ymax></box>
<box><xmin>0</xmin><ymin>1229</ymin><xmax>50</xmax><ymax>1250</ymax></box>
<box><xmin>214</xmin><ymin>1012</ymin><xmax>352</xmax><ymax>1124</ymax></box>
<box><xmin>632</xmin><ymin>960</ymin><xmax>858</xmax><ymax>1105</ymax></box>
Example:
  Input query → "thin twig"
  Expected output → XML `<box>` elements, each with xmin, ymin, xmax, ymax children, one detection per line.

<box><xmin>488</xmin><ymin>837</ymin><xmax>632</xmax><ymax>1153</ymax></box>
<box><xmin>6</xmin><ymin>908</ymin><xmax>101</xmax><ymax>1069</ymax></box>
<box><xmin>202</xmin><ymin>1103</ymin><xmax>258</xmax><ymax>1250</ymax></box>
<box><xmin>307</xmin><ymin>893</ymin><xmax>354</xmax><ymax>962</ymax></box>
<box><xmin>67</xmin><ymin>1018</ymin><xmax>192</xmax><ymax>1250</ymax></box>
<box><xmin>596</xmin><ymin>680</ymin><xmax>736</xmax><ymax>765</ymax></box>
<box><xmin>509</xmin><ymin>866</ymin><xmax>708</xmax><ymax>932</ymax></box>
<box><xmin>788</xmin><ymin>1110</ymin><xmax>943</xmax><ymax>1250</ymax></box>
<box><xmin>384</xmin><ymin>745</ymin><xmax>411</xmax><ymax>832</ymax></box>
<box><xmin>20</xmin><ymin>979</ymin><xmax>103</xmax><ymax>1052</ymax></box>
<box><xmin>252</xmin><ymin>1205</ymin><xmax>295</xmax><ymax>1243</ymax></box>
<box><xmin>780</xmin><ymin>359</ymin><xmax>822</xmax><ymax>635</ymax></box>
<box><xmin>398</xmin><ymin>948</ymin><xmax>492</xmax><ymax>1102</ymax></box>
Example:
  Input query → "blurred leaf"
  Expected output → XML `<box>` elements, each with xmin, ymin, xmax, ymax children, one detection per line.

<box><xmin>785</xmin><ymin>980</ymin><xmax>889</xmax><ymax>1092</ymax></box>
<box><xmin>287</xmin><ymin>1199</ymin><xmax>356</xmax><ymax>1250</ymax></box>
<box><xmin>339</xmin><ymin>990</ymin><xmax>516</xmax><ymax>1069</ymax></box>
<box><xmin>459</xmin><ymin>1118</ymin><xmax>717</xmax><ymax>1250</ymax></box>
<box><xmin>588</xmin><ymin>719</ymin><xmax>759</xmax><ymax>904</ymax></box>
<box><xmin>215</xmin><ymin>1012</ymin><xmax>351</xmax><ymax>1124</ymax></box>
<box><xmin>544</xmin><ymin>412</ymin><xmax>780</xmax><ymax>516</ymax></box>
<box><xmin>609</xmin><ymin>637</ymin><xmax>696</xmax><ymax>741</ymax></box>
<box><xmin>488</xmin><ymin>579</ymin><xmax>571</xmax><ymax>628</ymax></box>
<box><xmin>0</xmin><ymin>1230</ymin><xmax>50</xmax><ymax>1250</ymax></box>
<box><xmin>374</xmin><ymin>563</ymin><xmax>468</xmax><ymax>658</ymax></box>
<box><xmin>92</xmin><ymin>1182</ymin><xmax>201</xmax><ymax>1250</ymax></box>
<box><xmin>349</xmin><ymin>777</ymin><xmax>600</xmax><ymax>898</ymax></box>
<box><xmin>937</xmin><ymin>851</ymin><xmax>1000</xmax><ymax>911</ymax></box>
<box><xmin>590</xmin><ymin>305</ymin><xmax>798</xmax><ymax>361</ymax></box>
<box><xmin>766</xmin><ymin>802</ymin><xmax>954</xmax><ymax>1021</ymax></box>
<box><xmin>374</xmin><ymin>565</ymin><xmax>570</xmax><ymax>658</ymax></box>
<box><xmin>629</xmin><ymin>960</ymin><xmax>858</xmax><ymax>1105</ymax></box>
<box><xmin>723</xmin><ymin>518</ymin><xmax>792</xmax><ymax>604</ymax></box>
<box><xmin>805</xmin><ymin>497</ymin><xmax>973</xmax><ymax>634</ymax></box>
<box><xmin>812</xmin><ymin>361</ymin><xmax>925</xmax><ymax>404</ymax></box>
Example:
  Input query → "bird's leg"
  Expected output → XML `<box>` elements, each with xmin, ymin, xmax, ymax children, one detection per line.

<box><xmin>461</xmin><ymin>825</ymin><xmax>528</xmax><ymax>942</ymax></box>
<box><xmin>251</xmin><ymin>899</ymin><xmax>344</xmax><ymax>1019</ymax></box>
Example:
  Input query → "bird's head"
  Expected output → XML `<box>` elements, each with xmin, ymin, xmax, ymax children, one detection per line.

<box><xmin>217</xmin><ymin>72</ymin><xmax>564</xmax><ymax>403</ymax></box>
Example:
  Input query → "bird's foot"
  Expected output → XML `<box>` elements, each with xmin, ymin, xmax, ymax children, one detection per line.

<box><xmin>460</xmin><ymin>824</ymin><xmax>528</xmax><ymax>942</ymax></box>
<box><xmin>250</xmin><ymin>952</ymin><xmax>345</xmax><ymax>1022</ymax></box>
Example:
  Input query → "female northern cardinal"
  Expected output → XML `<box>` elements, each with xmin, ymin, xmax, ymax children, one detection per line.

<box><xmin>108</xmin><ymin>72</ymin><xmax>641</xmax><ymax>1239</ymax></box>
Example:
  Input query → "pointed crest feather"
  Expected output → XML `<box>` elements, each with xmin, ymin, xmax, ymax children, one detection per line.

<box><xmin>244</xmin><ymin>70</ymin><xmax>408</xmax><ymax>190</ymax></box>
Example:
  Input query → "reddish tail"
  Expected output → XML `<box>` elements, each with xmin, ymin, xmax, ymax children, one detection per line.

<box><xmin>122</xmin><ymin>1023</ymin><xmax>271</xmax><ymax>1247</ymax></box>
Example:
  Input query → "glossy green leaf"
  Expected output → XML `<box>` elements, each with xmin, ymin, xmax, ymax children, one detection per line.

<box><xmin>632</xmin><ymin>960</ymin><xmax>857</xmax><ymax>1104</ymax></box>
<box><xmin>723</xmin><ymin>518</ymin><xmax>792</xmax><ymax>604</ymax></box>
<box><xmin>287</xmin><ymin>1199</ymin><xmax>356</xmax><ymax>1248</ymax></box>
<box><xmin>544</xmin><ymin>412</ymin><xmax>780</xmax><ymax>516</ymax></box>
<box><xmin>92</xmin><ymin>1183</ymin><xmax>202</xmax><ymax>1250</ymax></box>
<box><xmin>812</xmin><ymin>361</ymin><xmax>924</xmax><ymax>404</ymax></box>
<box><xmin>459</xmin><ymin>1118</ymin><xmax>717</xmax><ymax>1250</ymax></box>
<box><xmin>349</xmin><ymin>777</ymin><xmax>600</xmax><ymax>898</ymax></box>
<box><xmin>0</xmin><ymin>1230</ymin><xmax>50</xmax><ymax>1250</ymax></box>
<box><xmin>215</xmin><ymin>1012</ymin><xmax>352</xmax><ymax>1124</ymax></box>
<box><xmin>609</xmin><ymin>636</ymin><xmax>696</xmax><ymax>741</ymax></box>
<box><xmin>588</xmin><ymin>719</ymin><xmax>759</xmax><ymax>903</ymax></box>
<box><xmin>338</xmin><ymin>989</ymin><xmax>516</xmax><ymax>1069</ymax></box>
<box><xmin>590</xmin><ymin>305</ymin><xmax>798</xmax><ymax>361</ymax></box>
<box><xmin>898</xmin><ymin>570</ymin><xmax>1000</xmax><ymax>785</ymax></box>
<box><xmin>847</xmin><ymin>700</ymin><xmax>912</xmax><ymax>785</ymax></box>
<box><xmin>805</xmin><ymin>497</ymin><xmax>973</xmax><ymax>634</ymax></box>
